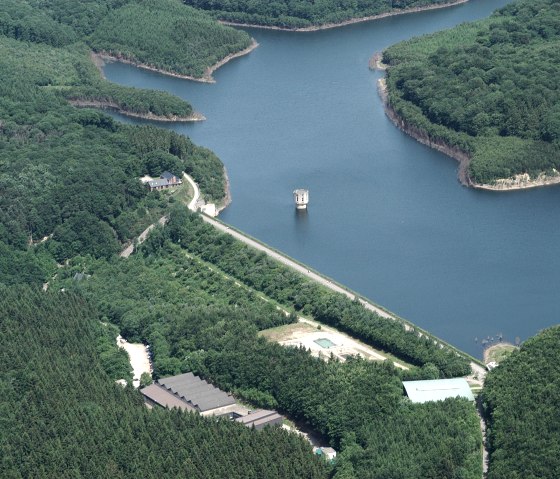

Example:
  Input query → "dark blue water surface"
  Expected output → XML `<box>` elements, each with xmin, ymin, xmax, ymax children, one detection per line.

<box><xmin>103</xmin><ymin>0</ymin><xmax>560</xmax><ymax>357</ymax></box>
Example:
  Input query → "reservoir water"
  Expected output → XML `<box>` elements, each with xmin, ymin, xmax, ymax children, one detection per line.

<box><xmin>103</xmin><ymin>0</ymin><xmax>560</xmax><ymax>357</ymax></box>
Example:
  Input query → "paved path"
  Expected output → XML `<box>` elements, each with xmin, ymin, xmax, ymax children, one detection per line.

<box><xmin>123</xmin><ymin>173</ymin><xmax>393</xmax><ymax>325</ymax></box>
<box><xmin>183</xmin><ymin>172</ymin><xmax>200</xmax><ymax>211</ymax></box>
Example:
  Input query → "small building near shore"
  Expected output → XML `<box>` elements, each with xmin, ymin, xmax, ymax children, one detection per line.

<box><xmin>486</xmin><ymin>361</ymin><xmax>498</xmax><ymax>370</ymax></box>
<box><xmin>402</xmin><ymin>378</ymin><xmax>474</xmax><ymax>404</ymax></box>
<box><xmin>143</xmin><ymin>171</ymin><xmax>183</xmax><ymax>191</ymax></box>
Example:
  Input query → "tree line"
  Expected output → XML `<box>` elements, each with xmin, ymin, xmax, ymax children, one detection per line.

<box><xmin>165</xmin><ymin>207</ymin><xmax>471</xmax><ymax>377</ymax></box>
<box><xmin>183</xmin><ymin>0</ymin><xmax>455</xmax><ymax>29</ymax></box>
<box><xmin>4</xmin><ymin>0</ymin><xmax>252</xmax><ymax>79</ymax></box>
<box><xmin>0</xmin><ymin>34</ymin><xmax>227</xmax><ymax>282</ymax></box>
<box><xmin>482</xmin><ymin>325</ymin><xmax>560</xmax><ymax>479</ymax></box>
<box><xmin>89</xmin><ymin>0</ymin><xmax>253</xmax><ymax>78</ymax></box>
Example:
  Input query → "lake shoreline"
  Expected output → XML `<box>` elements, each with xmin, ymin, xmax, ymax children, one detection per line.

<box><xmin>91</xmin><ymin>39</ymin><xmax>258</xmax><ymax>84</ymax></box>
<box><xmin>377</xmin><ymin>78</ymin><xmax>473</xmax><ymax>187</ymax></box>
<box><xmin>483</xmin><ymin>342</ymin><xmax>517</xmax><ymax>364</ymax></box>
<box><xmin>474</xmin><ymin>173</ymin><xmax>560</xmax><ymax>191</ymax></box>
<box><xmin>219</xmin><ymin>0</ymin><xmax>469</xmax><ymax>32</ymax></box>
<box><xmin>377</xmin><ymin>78</ymin><xmax>560</xmax><ymax>191</ymax></box>
<box><xmin>217</xmin><ymin>167</ymin><xmax>232</xmax><ymax>214</ymax></box>
<box><xmin>68</xmin><ymin>99</ymin><xmax>206</xmax><ymax>122</ymax></box>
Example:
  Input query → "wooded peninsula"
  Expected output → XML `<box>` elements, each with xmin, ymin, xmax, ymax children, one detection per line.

<box><xmin>382</xmin><ymin>0</ymin><xmax>560</xmax><ymax>187</ymax></box>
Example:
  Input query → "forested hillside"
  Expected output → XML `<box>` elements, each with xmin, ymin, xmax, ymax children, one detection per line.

<box><xmin>0</xmin><ymin>287</ymin><xmax>330</xmax><ymax>478</ymax></box>
<box><xmin>0</xmin><ymin>35</ymin><xmax>193</xmax><ymax>119</ymax></box>
<box><xmin>0</xmin><ymin>34</ymin><xmax>226</xmax><ymax>285</ymax></box>
<box><xmin>4</xmin><ymin>0</ymin><xmax>252</xmax><ymax>79</ymax></box>
<box><xmin>482</xmin><ymin>326</ymin><xmax>560</xmax><ymax>479</ymax></box>
<box><xmin>383</xmin><ymin>0</ymin><xmax>560</xmax><ymax>185</ymax></box>
<box><xmin>53</xmin><ymin>217</ymin><xmax>482</xmax><ymax>479</ymax></box>
<box><xmin>184</xmin><ymin>0</ymin><xmax>458</xmax><ymax>29</ymax></box>
<box><xmin>165</xmin><ymin>208</ymin><xmax>472</xmax><ymax>377</ymax></box>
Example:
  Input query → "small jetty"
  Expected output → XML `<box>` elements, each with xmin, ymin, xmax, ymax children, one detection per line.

<box><xmin>293</xmin><ymin>189</ymin><xmax>309</xmax><ymax>209</ymax></box>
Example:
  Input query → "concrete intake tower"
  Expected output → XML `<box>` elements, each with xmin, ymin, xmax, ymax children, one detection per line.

<box><xmin>293</xmin><ymin>189</ymin><xmax>309</xmax><ymax>209</ymax></box>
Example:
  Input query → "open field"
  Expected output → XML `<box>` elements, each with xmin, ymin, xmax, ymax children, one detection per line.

<box><xmin>117</xmin><ymin>335</ymin><xmax>152</xmax><ymax>387</ymax></box>
<box><xmin>260</xmin><ymin>318</ymin><xmax>410</xmax><ymax>370</ymax></box>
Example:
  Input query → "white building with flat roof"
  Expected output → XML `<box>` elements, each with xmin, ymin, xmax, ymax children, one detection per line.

<box><xmin>402</xmin><ymin>378</ymin><xmax>474</xmax><ymax>403</ymax></box>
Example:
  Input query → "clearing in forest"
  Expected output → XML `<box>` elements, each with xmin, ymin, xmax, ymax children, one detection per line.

<box><xmin>260</xmin><ymin>318</ymin><xmax>410</xmax><ymax>370</ymax></box>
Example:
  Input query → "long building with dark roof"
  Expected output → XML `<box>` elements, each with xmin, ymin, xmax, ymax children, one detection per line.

<box><xmin>235</xmin><ymin>410</ymin><xmax>284</xmax><ymax>430</ymax></box>
<box><xmin>140</xmin><ymin>373</ymin><xmax>285</xmax><ymax>429</ymax></box>
<box><xmin>141</xmin><ymin>372</ymin><xmax>236</xmax><ymax>414</ymax></box>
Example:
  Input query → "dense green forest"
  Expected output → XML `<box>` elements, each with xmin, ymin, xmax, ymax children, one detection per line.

<box><xmin>184</xmin><ymin>0</ymin><xmax>456</xmax><ymax>29</ymax></box>
<box><xmin>3</xmin><ymin>0</ymin><xmax>251</xmax><ymax>79</ymax></box>
<box><xmin>383</xmin><ymin>0</ymin><xmax>560</xmax><ymax>184</ymax></box>
<box><xmin>89</xmin><ymin>0</ymin><xmax>253</xmax><ymax>78</ymax></box>
<box><xmin>0</xmin><ymin>287</ymin><xmax>330</xmax><ymax>478</ymax></box>
<box><xmin>53</xmin><ymin>226</ymin><xmax>482</xmax><ymax>478</ymax></box>
<box><xmin>0</xmin><ymin>35</ymin><xmax>193</xmax><ymax>119</ymax></box>
<box><xmin>482</xmin><ymin>326</ymin><xmax>560</xmax><ymax>479</ymax></box>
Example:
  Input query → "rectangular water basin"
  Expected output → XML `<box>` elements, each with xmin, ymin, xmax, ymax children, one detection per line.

<box><xmin>314</xmin><ymin>338</ymin><xmax>336</xmax><ymax>349</ymax></box>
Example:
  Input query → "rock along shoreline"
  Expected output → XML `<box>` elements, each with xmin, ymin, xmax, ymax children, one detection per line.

<box><xmin>377</xmin><ymin>78</ymin><xmax>560</xmax><ymax>191</ymax></box>
<box><xmin>91</xmin><ymin>38</ymin><xmax>258</xmax><ymax>84</ymax></box>
<box><xmin>219</xmin><ymin>0</ymin><xmax>469</xmax><ymax>32</ymax></box>
<box><xmin>217</xmin><ymin>166</ymin><xmax>232</xmax><ymax>214</ymax></box>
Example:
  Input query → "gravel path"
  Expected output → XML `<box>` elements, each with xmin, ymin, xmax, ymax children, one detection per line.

<box><xmin>119</xmin><ymin>216</ymin><xmax>168</xmax><ymax>258</ymax></box>
<box><xmin>117</xmin><ymin>335</ymin><xmax>152</xmax><ymax>388</ymax></box>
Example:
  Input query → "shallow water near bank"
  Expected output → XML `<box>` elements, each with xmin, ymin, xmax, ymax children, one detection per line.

<box><xmin>103</xmin><ymin>0</ymin><xmax>560</xmax><ymax>357</ymax></box>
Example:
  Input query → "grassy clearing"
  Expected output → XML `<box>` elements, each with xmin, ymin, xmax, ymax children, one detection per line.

<box><xmin>484</xmin><ymin>343</ymin><xmax>518</xmax><ymax>364</ymax></box>
<box><xmin>169</xmin><ymin>180</ymin><xmax>193</xmax><ymax>205</ymax></box>
<box><xmin>258</xmin><ymin>322</ymin><xmax>317</xmax><ymax>342</ymax></box>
